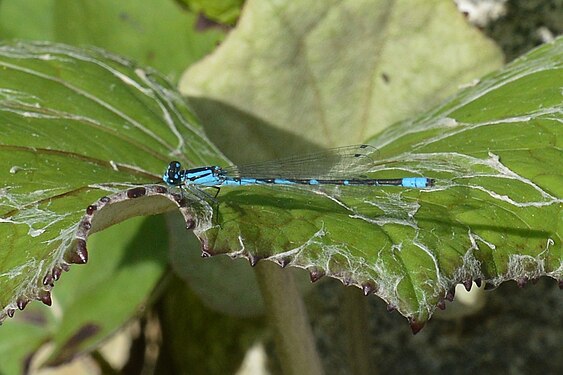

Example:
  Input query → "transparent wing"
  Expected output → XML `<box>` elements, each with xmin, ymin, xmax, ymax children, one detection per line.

<box><xmin>222</xmin><ymin>145</ymin><xmax>379</xmax><ymax>179</ymax></box>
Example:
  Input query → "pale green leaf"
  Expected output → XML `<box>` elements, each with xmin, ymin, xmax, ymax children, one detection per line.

<box><xmin>180</xmin><ymin>0</ymin><xmax>504</xmax><ymax>161</ymax></box>
<box><xmin>0</xmin><ymin>215</ymin><xmax>168</xmax><ymax>372</ymax></box>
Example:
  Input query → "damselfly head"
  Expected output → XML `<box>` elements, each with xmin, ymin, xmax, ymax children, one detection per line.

<box><xmin>163</xmin><ymin>161</ymin><xmax>184</xmax><ymax>186</ymax></box>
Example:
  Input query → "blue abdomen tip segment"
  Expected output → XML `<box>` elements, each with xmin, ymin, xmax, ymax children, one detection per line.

<box><xmin>274</xmin><ymin>178</ymin><xmax>295</xmax><ymax>185</ymax></box>
<box><xmin>402</xmin><ymin>177</ymin><xmax>432</xmax><ymax>188</ymax></box>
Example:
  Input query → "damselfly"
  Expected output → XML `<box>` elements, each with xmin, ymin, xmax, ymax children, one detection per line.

<box><xmin>162</xmin><ymin>145</ymin><xmax>433</xmax><ymax>198</ymax></box>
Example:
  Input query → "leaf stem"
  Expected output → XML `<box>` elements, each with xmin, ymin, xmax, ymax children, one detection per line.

<box><xmin>340</xmin><ymin>287</ymin><xmax>375</xmax><ymax>375</ymax></box>
<box><xmin>255</xmin><ymin>261</ymin><xmax>324</xmax><ymax>375</ymax></box>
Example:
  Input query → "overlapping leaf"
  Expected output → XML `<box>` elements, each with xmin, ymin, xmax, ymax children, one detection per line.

<box><xmin>181</xmin><ymin>0</ymin><xmax>503</xmax><ymax>159</ymax></box>
<box><xmin>0</xmin><ymin>41</ymin><xmax>226</xmax><ymax>321</ymax></box>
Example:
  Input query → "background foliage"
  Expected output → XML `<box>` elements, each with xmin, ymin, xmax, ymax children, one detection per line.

<box><xmin>0</xmin><ymin>0</ymin><xmax>561</xmax><ymax>374</ymax></box>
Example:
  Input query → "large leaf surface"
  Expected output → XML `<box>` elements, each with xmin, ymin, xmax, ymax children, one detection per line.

<box><xmin>0</xmin><ymin>41</ymin><xmax>225</xmax><ymax>322</ymax></box>
<box><xmin>191</xmin><ymin>38</ymin><xmax>562</xmax><ymax>328</ymax></box>
<box><xmin>181</xmin><ymin>0</ymin><xmax>503</xmax><ymax>160</ymax></box>
<box><xmin>0</xmin><ymin>37</ymin><xmax>561</xmax><ymax>334</ymax></box>
<box><xmin>0</xmin><ymin>0</ymin><xmax>225</xmax><ymax>80</ymax></box>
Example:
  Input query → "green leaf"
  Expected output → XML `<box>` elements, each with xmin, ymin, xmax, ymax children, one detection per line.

<box><xmin>0</xmin><ymin>0</ymin><xmax>225</xmax><ymax>80</ymax></box>
<box><xmin>0</xmin><ymin>33</ymin><xmax>560</xmax><ymax>340</ymax></box>
<box><xmin>180</xmin><ymin>0</ymin><xmax>504</xmax><ymax>161</ymax></box>
<box><xmin>0</xmin><ymin>215</ymin><xmax>168</xmax><ymax>372</ymax></box>
<box><xmin>167</xmin><ymin>212</ymin><xmax>266</xmax><ymax>317</ymax></box>
<box><xmin>192</xmin><ymin>38</ymin><xmax>563</xmax><ymax>328</ymax></box>
<box><xmin>0</xmin><ymin>307</ymin><xmax>48</xmax><ymax>374</ymax></box>
<box><xmin>0</xmin><ymin>0</ymin><xmax>54</xmax><ymax>40</ymax></box>
<box><xmin>44</xmin><ymin>215</ymin><xmax>168</xmax><ymax>366</ymax></box>
<box><xmin>0</xmin><ymin>41</ymin><xmax>224</xmax><ymax>322</ymax></box>
<box><xmin>156</xmin><ymin>274</ymin><xmax>264</xmax><ymax>374</ymax></box>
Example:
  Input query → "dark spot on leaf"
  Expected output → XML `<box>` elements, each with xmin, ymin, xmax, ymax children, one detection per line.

<box><xmin>277</xmin><ymin>257</ymin><xmax>291</xmax><ymax>268</ymax></box>
<box><xmin>463</xmin><ymin>279</ymin><xmax>472</xmax><ymax>292</ymax></box>
<box><xmin>42</xmin><ymin>273</ymin><xmax>54</xmax><ymax>286</ymax></box>
<box><xmin>309</xmin><ymin>268</ymin><xmax>325</xmax><ymax>282</ymax></box>
<box><xmin>186</xmin><ymin>219</ymin><xmax>195</xmax><ymax>230</ymax></box>
<box><xmin>86</xmin><ymin>205</ymin><xmax>97</xmax><ymax>215</ymax></box>
<box><xmin>38</xmin><ymin>290</ymin><xmax>52</xmax><ymax>306</ymax></box>
<box><xmin>248</xmin><ymin>255</ymin><xmax>261</xmax><ymax>267</ymax></box>
<box><xmin>381</xmin><ymin>72</ymin><xmax>390</xmax><ymax>83</ymax></box>
<box><xmin>174</xmin><ymin>194</ymin><xmax>187</xmax><ymax>206</ymax></box>
<box><xmin>446</xmin><ymin>287</ymin><xmax>455</xmax><ymax>301</ymax></box>
<box><xmin>17</xmin><ymin>297</ymin><xmax>30</xmax><ymax>310</ymax></box>
<box><xmin>52</xmin><ymin>266</ymin><xmax>62</xmax><ymax>281</ymax></box>
<box><xmin>7</xmin><ymin>309</ymin><xmax>15</xmax><ymax>318</ymax></box>
<box><xmin>154</xmin><ymin>185</ymin><xmax>167</xmax><ymax>194</ymax></box>
<box><xmin>201</xmin><ymin>243</ymin><xmax>217</xmax><ymax>257</ymax></box>
<box><xmin>474</xmin><ymin>278</ymin><xmax>482</xmax><ymax>287</ymax></box>
<box><xmin>67</xmin><ymin>240</ymin><xmax>88</xmax><ymax>264</ymax></box>
<box><xmin>80</xmin><ymin>220</ymin><xmax>91</xmax><ymax>231</ymax></box>
<box><xmin>361</xmin><ymin>281</ymin><xmax>377</xmax><ymax>296</ymax></box>
<box><xmin>127</xmin><ymin>187</ymin><xmax>146</xmax><ymax>199</ymax></box>
<box><xmin>408</xmin><ymin>317</ymin><xmax>425</xmax><ymax>334</ymax></box>
<box><xmin>99</xmin><ymin>196</ymin><xmax>110</xmax><ymax>203</ymax></box>
<box><xmin>195</xmin><ymin>13</ymin><xmax>230</xmax><ymax>32</ymax></box>
<box><xmin>437</xmin><ymin>299</ymin><xmax>446</xmax><ymax>310</ymax></box>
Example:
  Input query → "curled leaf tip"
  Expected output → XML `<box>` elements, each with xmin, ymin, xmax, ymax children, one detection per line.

<box><xmin>463</xmin><ymin>280</ymin><xmax>473</xmax><ymax>292</ymax></box>
<box><xmin>52</xmin><ymin>266</ymin><xmax>63</xmax><ymax>281</ymax></box>
<box><xmin>361</xmin><ymin>281</ymin><xmax>377</xmax><ymax>296</ymax></box>
<box><xmin>42</xmin><ymin>273</ymin><xmax>54</xmax><ymax>287</ymax></box>
<box><xmin>408</xmin><ymin>317</ymin><xmax>425</xmax><ymax>334</ymax></box>
<box><xmin>16</xmin><ymin>297</ymin><xmax>30</xmax><ymax>311</ymax></box>
<box><xmin>277</xmin><ymin>257</ymin><xmax>291</xmax><ymax>268</ymax></box>
<box><xmin>445</xmin><ymin>288</ymin><xmax>456</xmax><ymax>302</ymax></box>
<box><xmin>248</xmin><ymin>255</ymin><xmax>262</xmax><ymax>267</ymax></box>
<box><xmin>66</xmin><ymin>240</ymin><xmax>88</xmax><ymax>264</ymax></box>
<box><xmin>437</xmin><ymin>299</ymin><xmax>446</xmax><ymax>310</ymax></box>
<box><xmin>308</xmin><ymin>268</ymin><xmax>325</xmax><ymax>283</ymax></box>
<box><xmin>517</xmin><ymin>277</ymin><xmax>528</xmax><ymax>288</ymax></box>
<box><xmin>38</xmin><ymin>290</ymin><xmax>52</xmax><ymax>306</ymax></box>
